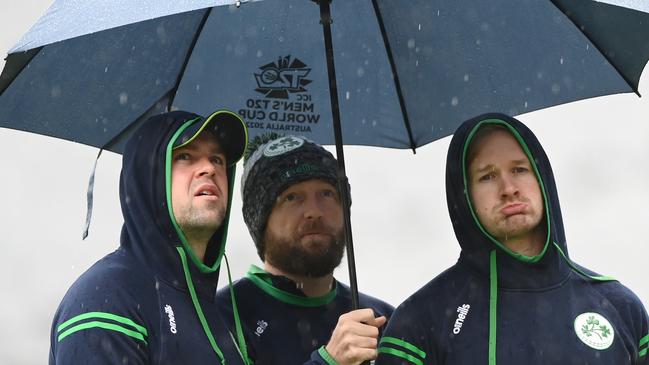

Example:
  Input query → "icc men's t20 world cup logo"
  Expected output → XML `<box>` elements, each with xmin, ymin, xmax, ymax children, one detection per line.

<box><xmin>239</xmin><ymin>55</ymin><xmax>321</xmax><ymax>135</ymax></box>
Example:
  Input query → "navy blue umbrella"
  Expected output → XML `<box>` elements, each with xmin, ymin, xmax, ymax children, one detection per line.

<box><xmin>2</xmin><ymin>0</ymin><xmax>648</xmax><ymax>307</ymax></box>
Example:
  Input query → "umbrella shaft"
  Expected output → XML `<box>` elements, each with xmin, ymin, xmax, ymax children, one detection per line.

<box><xmin>317</xmin><ymin>0</ymin><xmax>361</xmax><ymax>311</ymax></box>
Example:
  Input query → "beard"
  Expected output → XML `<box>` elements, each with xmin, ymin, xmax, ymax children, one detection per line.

<box><xmin>263</xmin><ymin>219</ymin><xmax>345</xmax><ymax>278</ymax></box>
<box><xmin>175</xmin><ymin>200</ymin><xmax>226</xmax><ymax>236</ymax></box>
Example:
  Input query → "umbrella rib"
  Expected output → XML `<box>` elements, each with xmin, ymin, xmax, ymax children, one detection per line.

<box><xmin>370</xmin><ymin>0</ymin><xmax>418</xmax><ymax>153</ymax></box>
<box><xmin>0</xmin><ymin>48</ymin><xmax>41</xmax><ymax>96</ymax></box>
<box><xmin>549</xmin><ymin>0</ymin><xmax>641</xmax><ymax>96</ymax></box>
<box><xmin>166</xmin><ymin>7</ymin><xmax>214</xmax><ymax>111</ymax></box>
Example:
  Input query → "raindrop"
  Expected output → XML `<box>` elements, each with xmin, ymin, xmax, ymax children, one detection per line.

<box><xmin>407</xmin><ymin>39</ymin><xmax>415</xmax><ymax>49</ymax></box>
<box><xmin>537</xmin><ymin>72</ymin><xmax>544</xmax><ymax>80</ymax></box>
<box><xmin>104</xmin><ymin>66</ymin><xmax>109</xmax><ymax>73</ymax></box>
<box><xmin>361</xmin><ymin>118</ymin><xmax>366</xmax><ymax>125</ymax></box>
<box><xmin>586</xmin><ymin>44</ymin><xmax>590</xmax><ymax>50</ymax></box>
<box><xmin>418</xmin><ymin>24</ymin><xmax>422</xmax><ymax>31</ymax></box>
<box><xmin>463</xmin><ymin>74</ymin><xmax>470</xmax><ymax>82</ymax></box>
<box><xmin>437</xmin><ymin>10</ymin><xmax>440</xmax><ymax>16</ymax></box>
<box><xmin>195</xmin><ymin>84</ymin><xmax>200</xmax><ymax>91</ymax></box>
<box><xmin>524</xmin><ymin>101</ymin><xmax>528</xmax><ymax>108</ymax></box>
<box><xmin>415</xmin><ymin>60</ymin><xmax>419</xmax><ymax>67</ymax></box>
<box><xmin>345</xmin><ymin>91</ymin><xmax>350</xmax><ymax>100</ymax></box>
<box><xmin>356</xmin><ymin>67</ymin><xmax>365</xmax><ymax>77</ymax></box>
<box><xmin>372</xmin><ymin>120</ymin><xmax>377</xmax><ymax>127</ymax></box>
<box><xmin>119</xmin><ymin>92</ymin><xmax>128</xmax><ymax>105</ymax></box>
<box><xmin>50</xmin><ymin>86</ymin><xmax>61</xmax><ymax>98</ymax></box>
<box><xmin>155</xmin><ymin>78</ymin><xmax>162</xmax><ymax>86</ymax></box>
<box><xmin>234</xmin><ymin>43</ymin><xmax>248</xmax><ymax>57</ymax></box>
<box><xmin>560</xmin><ymin>57</ymin><xmax>564</xmax><ymax>65</ymax></box>
<box><xmin>551</xmin><ymin>84</ymin><xmax>560</xmax><ymax>94</ymax></box>
<box><xmin>475</xmin><ymin>39</ymin><xmax>481</xmax><ymax>46</ymax></box>
<box><xmin>156</xmin><ymin>26</ymin><xmax>168</xmax><ymax>44</ymax></box>
<box><xmin>451</xmin><ymin>97</ymin><xmax>459</xmax><ymax>107</ymax></box>
<box><xmin>278</xmin><ymin>36</ymin><xmax>285</xmax><ymax>42</ymax></box>
<box><xmin>257</xmin><ymin>50</ymin><xmax>263</xmax><ymax>58</ymax></box>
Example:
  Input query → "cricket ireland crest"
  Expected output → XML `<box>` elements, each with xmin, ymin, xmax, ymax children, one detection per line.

<box><xmin>574</xmin><ymin>312</ymin><xmax>615</xmax><ymax>350</ymax></box>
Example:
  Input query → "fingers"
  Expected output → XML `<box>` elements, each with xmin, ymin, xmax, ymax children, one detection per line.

<box><xmin>366</xmin><ymin>315</ymin><xmax>387</xmax><ymax>328</ymax></box>
<box><xmin>324</xmin><ymin>309</ymin><xmax>388</xmax><ymax>365</ymax></box>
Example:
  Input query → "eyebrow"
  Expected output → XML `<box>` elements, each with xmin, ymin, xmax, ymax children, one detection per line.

<box><xmin>175</xmin><ymin>142</ymin><xmax>224</xmax><ymax>155</ymax></box>
<box><xmin>472</xmin><ymin>158</ymin><xmax>529</xmax><ymax>173</ymax></box>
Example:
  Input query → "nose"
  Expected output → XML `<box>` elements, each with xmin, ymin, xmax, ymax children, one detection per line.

<box><xmin>500</xmin><ymin>174</ymin><xmax>519</xmax><ymax>198</ymax></box>
<box><xmin>196</xmin><ymin>157</ymin><xmax>216</xmax><ymax>177</ymax></box>
<box><xmin>302</xmin><ymin>195</ymin><xmax>324</xmax><ymax>220</ymax></box>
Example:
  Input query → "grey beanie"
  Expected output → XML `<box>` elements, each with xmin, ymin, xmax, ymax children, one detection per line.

<box><xmin>241</xmin><ymin>134</ymin><xmax>341</xmax><ymax>260</ymax></box>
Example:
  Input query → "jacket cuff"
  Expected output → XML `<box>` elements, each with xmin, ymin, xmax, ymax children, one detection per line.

<box><xmin>309</xmin><ymin>345</ymin><xmax>339</xmax><ymax>365</ymax></box>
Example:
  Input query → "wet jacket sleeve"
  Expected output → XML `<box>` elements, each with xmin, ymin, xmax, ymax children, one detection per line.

<box><xmin>49</xmin><ymin>273</ymin><xmax>150</xmax><ymax>364</ymax></box>
<box><xmin>375</xmin><ymin>304</ymin><xmax>434</xmax><ymax>365</ymax></box>
<box><xmin>635</xmin><ymin>303</ymin><xmax>649</xmax><ymax>364</ymax></box>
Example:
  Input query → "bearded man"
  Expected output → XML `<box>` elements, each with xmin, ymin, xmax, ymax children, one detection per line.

<box><xmin>216</xmin><ymin>134</ymin><xmax>393</xmax><ymax>365</ymax></box>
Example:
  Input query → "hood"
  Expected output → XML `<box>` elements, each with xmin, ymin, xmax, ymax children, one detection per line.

<box><xmin>119</xmin><ymin>110</ymin><xmax>244</xmax><ymax>296</ymax></box>
<box><xmin>446</xmin><ymin>113</ymin><xmax>570</xmax><ymax>289</ymax></box>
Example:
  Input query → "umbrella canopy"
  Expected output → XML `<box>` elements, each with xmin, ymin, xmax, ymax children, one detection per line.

<box><xmin>2</xmin><ymin>0</ymin><xmax>648</xmax><ymax>152</ymax></box>
<box><xmin>1</xmin><ymin>0</ymin><xmax>648</xmax><ymax>308</ymax></box>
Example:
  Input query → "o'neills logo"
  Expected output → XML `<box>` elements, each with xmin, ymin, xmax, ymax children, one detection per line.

<box><xmin>453</xmin><ymin>304</ymin><xmax>471</xmax><ymax>335</ymax></box>
<box><xmin>164</xmin><ymin>304</ymin><xmax>177</xmax><ymax>334</ymax></box>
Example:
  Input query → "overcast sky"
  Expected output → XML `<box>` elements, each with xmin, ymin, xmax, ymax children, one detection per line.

<box><xmin>2</xmin><ymin>2</ymin><xmax>648</xmax><ymax>364</ymax></box>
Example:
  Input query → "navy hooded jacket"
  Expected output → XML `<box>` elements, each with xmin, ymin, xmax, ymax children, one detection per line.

<box><xmin>49</xmin><ymin>111</ymin><xmax>249</xmax><ymax>364</ymax></box>
<box><xmin>215</xmin><ymin>265</ymin><xmax>394</xmax><ymax>364</ymax></box>
<box><xmin>376</xmin><ymin>113</ymin><xmax>649</xmax><ymax>365</ymax></box>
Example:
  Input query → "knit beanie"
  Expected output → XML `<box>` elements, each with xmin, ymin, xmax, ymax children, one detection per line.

<box><xmin>241</xmin><ymin>134</ymin><xmax>341</xmax><ymax>260</ymax></box>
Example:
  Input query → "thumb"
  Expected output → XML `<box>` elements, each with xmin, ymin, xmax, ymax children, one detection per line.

<box><xmin>367</xmin><ymin>315</ymin><xmax>387</xmax><ymax>328</ymax></box>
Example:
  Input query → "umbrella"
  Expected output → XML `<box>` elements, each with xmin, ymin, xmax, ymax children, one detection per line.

<box><xmin>1</xmin><ymin>0</ymin><xmax>649</xmax><ymax>308</ymax></box>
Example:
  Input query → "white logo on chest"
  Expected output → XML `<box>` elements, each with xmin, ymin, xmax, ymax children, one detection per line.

<box><xmin>164</xmin><ymin>304</ymin><xmax>177</xmax><ymax>334</ymax></box>
<box><xmin>255</xmin><ymin>320</ymin><xmax>268</xmax><ymax>337</ymax></box>
<box><xmin>574</xmin><ymin>312</ymin><xmax>615</xmax><ymax>350</ymax></box>
<box><xmin>453</xmin><ymin>304</ymin><xmax>471</xmax><ymax>335</ymax></box>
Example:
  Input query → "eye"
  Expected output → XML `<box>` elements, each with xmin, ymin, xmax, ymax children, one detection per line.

<box><xmin>512</xmin><ymin>166</ymin><xmax>529</xmax><ymax>174</ymax></box>
<box><xmin>321</xmin><ymin>189</ymin><xmax>338</xmax><ymax>199</ymax></box>
<box><xmin>478</xmin><ymin>171</ymin><xmax>496</xmax><ymax>182</ymax></box>
<box><xmin>174</xmin><ymin>152</ymin><xmax>191</xmax><ymax>161</ymax></box>
<box><xmin>284</xmin><ymin>192</ymin><xmax>300</xmax><ymax>202</ymax></box>
<box><xmin>211</xmin><ymin>155</ymin><xmax>225</xmax><ymax>166</ymax></box>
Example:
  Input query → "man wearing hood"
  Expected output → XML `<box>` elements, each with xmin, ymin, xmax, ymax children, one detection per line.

<box><xmin>376</xmin><ymin>113</ymin><xmax>649</xmax><ymax>364</ymax></box>
<box><xmin>49</xmin><ymin>110</ymin><xmax>250</xmax><ymax>364</ymax></box>
<box><xmin>215</xmin><ymin>134</ymin><xmax>394</xmax><ymax>365</ymax></box>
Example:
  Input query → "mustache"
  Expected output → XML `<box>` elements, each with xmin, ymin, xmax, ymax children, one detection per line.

<box><xmin>297</xmin><ymin>219</ymin><xmax>338</xmax><ymax>237</ymax></box>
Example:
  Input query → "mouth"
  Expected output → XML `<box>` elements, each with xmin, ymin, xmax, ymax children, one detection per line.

<box><xmin>194</xmin><ymin>183</ymin><xmax>220</xmax><ymax>199</ymax></box>
<box><xmin>501</xmin><ymin>203</ymin><xmax>526</xmax><ymax>216</ymax></box>
<box><xmin>301</xmin><ymin>231</ymin><xmax>333</xmax><ymax>241</ymax></box>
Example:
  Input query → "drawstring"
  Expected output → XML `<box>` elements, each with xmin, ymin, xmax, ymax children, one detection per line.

<box><xmin>82</xmin><ymin>149</ymin><xmax>103</xmax><ymax>240</ymax></box>
<box><xmin>488</xmin><ymin>250</ymin><xmax>498</xmax><ymax>365</ymax></box>
<box><xmin>176</xmin><ymin>247</ymin><xmax>226</xmax><ymax>365</ymax></box>
<box><xmin>553</xmin><ymin>242</ymin><xmax>616</xmax><ymax>282</ymax></box>
<box><xmin>223</xmin><ymin>254</ymin><xmax>251</xmax><ymax>365</ymax></box>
